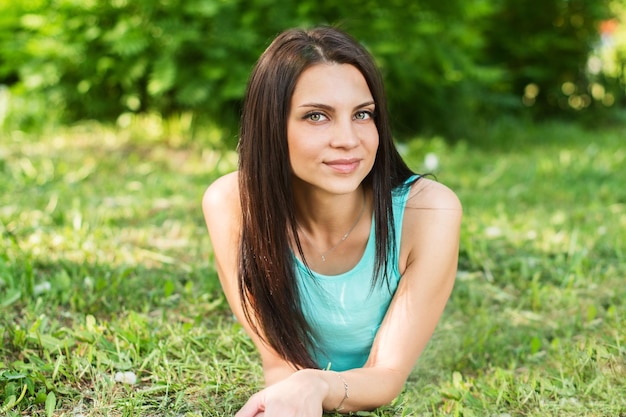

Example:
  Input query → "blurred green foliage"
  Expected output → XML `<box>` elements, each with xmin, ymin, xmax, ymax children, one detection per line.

<box><xmin>0</xmin><ymin>0</ymin><xmax>623</xmax><ymax>141</ymax></box>
<box><xmin>483</xmin><ymin>0</ymin><xmax>616</xmax><ymax>117</ymax></box>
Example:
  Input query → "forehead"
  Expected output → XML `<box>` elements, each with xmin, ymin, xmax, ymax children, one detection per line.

<box><xmin>291</xmin><ymin>63</ymin><xmax>373</xmax><ymax>105</ymax></box>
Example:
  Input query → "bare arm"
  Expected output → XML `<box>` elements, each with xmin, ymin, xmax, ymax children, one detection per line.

<box><xmin>202</xmin><ymin>172</ymin><xmax>299</xmax><ymax>382</ymax></box>
<box><xmin>327</xmin><ymin>180</ymin><xmax>463</xmax><ymax>411</ymax></box>
<box><xmin>204</xmin><ymin>176</ymin><xmax>461</xmax><ymax>415</ymax></box>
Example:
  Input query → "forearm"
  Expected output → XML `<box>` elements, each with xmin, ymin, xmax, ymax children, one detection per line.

<box><xmin>263</xmin><ymin>362</ymin><xmax>299</xmax><ymax>386</ymax></box>
<box><xmin>305</xmin><ymin>367</ymin><xmax>405</xmax><ymax>413</ymax></box>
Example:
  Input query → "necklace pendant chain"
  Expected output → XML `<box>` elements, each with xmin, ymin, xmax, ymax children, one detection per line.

<box><xmin>298</xmin><ymin>190</ymin><xmax>366</xmax><ymax>262</ymax></box>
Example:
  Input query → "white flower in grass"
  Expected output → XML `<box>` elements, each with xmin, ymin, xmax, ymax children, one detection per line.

<box><xmin>83</xmin><ymin>276</ymin><xmax>94</xmax><ymax>289</ymax></box>
<box><xmin>114</xmin><ymin>371</ymin><xmax>137</xmax><ymax>385</ymax></box>
<box><xmin>33</xmin><ymin>281</ymin><xmax>52</xmax><ymax>295</ymax></box>
<box><xmin>424</xmin><ymin>152</ymin><xmax>439</xmax><ymax>171</ymax></box>
<box><xmin>485</xmin><ymin>226</ymin><xmax>502</xmax><ymax>238</ymax></box>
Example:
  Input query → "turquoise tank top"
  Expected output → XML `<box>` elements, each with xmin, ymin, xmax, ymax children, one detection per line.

<box><xmin>294</xmin><ymin>176</ymin><xmax>417</xmax><ymax>371</ymax></box>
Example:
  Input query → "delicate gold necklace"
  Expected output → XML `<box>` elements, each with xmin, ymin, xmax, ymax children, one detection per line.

<box><xmin>297</xmin><ymin>191</ymin><xmax>366</xmax><ymax>262</ymax></box>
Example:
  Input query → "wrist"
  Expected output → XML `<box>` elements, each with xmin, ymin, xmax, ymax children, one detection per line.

<box><xmin>293</xmin><ymin>369</ymin><xmax>331</xmax><ymax>403</ymax></box>
<box><xmin>292</xmin><ymin>369</ymin><xmax>350</xmax><ymax>412</ymax></box>
<box><xmin>302</xmin><ymin>369</ymin><xmax>349</xmax><ymax>412</ymax></box>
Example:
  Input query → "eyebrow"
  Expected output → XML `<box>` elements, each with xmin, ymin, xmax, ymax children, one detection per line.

<box><xmin>297</xmin><ymin>101</ymin><xmax>376</xmax><ymax>111</ymax></box>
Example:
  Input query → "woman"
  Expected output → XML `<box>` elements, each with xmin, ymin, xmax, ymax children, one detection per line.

<box><xmin>203</xmin><ymin>26</ymin><xmax>462</xmax><ymax>416</ymax></box>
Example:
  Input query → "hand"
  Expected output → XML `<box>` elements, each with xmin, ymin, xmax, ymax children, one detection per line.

<box><xmin>235</xmin><ymin>370</ymin><xmax>328</xmax><ymax>417</ymax></box>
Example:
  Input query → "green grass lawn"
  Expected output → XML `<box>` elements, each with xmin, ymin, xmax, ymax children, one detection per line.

<box><xmin>1</xmin><ymin>117</ymin><xmax>625</xmax><ymax>416</ymax></box>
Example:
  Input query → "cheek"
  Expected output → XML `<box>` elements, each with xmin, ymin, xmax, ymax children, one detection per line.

<box><xmin>288</xmin><ymin>137</ymin><xmax>316</xmax><ymax>169</ymax></box>
<box><xmin>288</xmin><ymin>128</ymin><xmax>324</xmax><ymax>157</ymax></box>
<box><xmin>365</xmin><ymin>127</ymin><xmax>380</xmax><ymax>151</ymax></box>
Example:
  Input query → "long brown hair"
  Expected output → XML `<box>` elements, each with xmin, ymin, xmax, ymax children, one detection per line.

<box><xmin>237</xmin><ymin>26</ymin><xmax>416</xmax><ymax>369</ymax></box>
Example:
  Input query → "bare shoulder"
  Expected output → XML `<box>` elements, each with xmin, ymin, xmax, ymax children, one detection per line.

<box><xmin>202</xmin><ymin>171</ymin><xmax>240</xmax><ymax>215</ymax></box>
<box><xmin>202</xmin><ymin>171</ymin><xmax>242</xmax><ymax>250</ymax></box>
<box><xmin>202</xmin><ymin>171</ymin><xmax>241</xmax><ymax>289</ymax></box>
<box><xmin>399</xmin><ymin>177</ymin><xmax>462</xmax><ymax>274</ymax></box>
<box><xmin>406</xmin><ymin>177</ymin><xmax>462</xmax><ymax>212</ymax></box>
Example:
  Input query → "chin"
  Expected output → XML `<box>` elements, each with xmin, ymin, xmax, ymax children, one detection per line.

<box><xmin>320</xmin><ymin>177</ymin><xmax>366</xmax><ymax>195</ymax></box>
<box><xmin>293</xmin><ymin>170</ymin><xmax>370</xmax><ymax>195</ymax></box>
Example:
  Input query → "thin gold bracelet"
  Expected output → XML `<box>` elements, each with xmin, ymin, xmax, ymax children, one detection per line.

<box><xmin>335</xmin><ymin>372</ymin><xmax>349</xmax><ymax>411</ymax></box>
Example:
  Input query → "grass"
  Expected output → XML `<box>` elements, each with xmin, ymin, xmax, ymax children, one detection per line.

<box><xmin>1</xmin><ymin>115</ymin><xmax>625</xmax><ymax>416</ymax></box>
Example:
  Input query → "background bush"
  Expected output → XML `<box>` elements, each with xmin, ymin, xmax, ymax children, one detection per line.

<box><xmin>0</xmin><ymin>0</ymin><xmax>623</xmax><ymax>141</ymax></box>
<box><xmin>483</xmin><ymin>0</ymin><xmax>617</xmax><ymax>117</ymax></box>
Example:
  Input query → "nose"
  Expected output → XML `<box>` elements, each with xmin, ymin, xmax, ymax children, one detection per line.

<box><xmin>329</xmin><ymin>119</ymin><xmax>359</xmax><ymax>149</ymax></box>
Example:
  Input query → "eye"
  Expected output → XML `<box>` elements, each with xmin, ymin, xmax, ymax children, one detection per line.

<box><xmin>304</xmin><ymin>112</ymin><xmax>328</xmax><ymax>122</ymax></box>
<box><xmin>354</xmin><ymin>110</ymin><xmax>374</xmax><ymax>121</ymax></box>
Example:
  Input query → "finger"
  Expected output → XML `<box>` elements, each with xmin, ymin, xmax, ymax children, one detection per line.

<box><xmin>235</xmin><ymin>393</ymin><xmax>264</xmax><ymax>417</ymax></box>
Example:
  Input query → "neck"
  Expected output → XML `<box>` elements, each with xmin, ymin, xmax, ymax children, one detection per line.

<box><xmin>293</xmin><ymin>186</ymin><xmax>369</xmax><ymax>264</ymax></box>
<box><xmin>294</xmin><ymin>186</ymin><xmax>366</xmax><ymax>233</ymax></box>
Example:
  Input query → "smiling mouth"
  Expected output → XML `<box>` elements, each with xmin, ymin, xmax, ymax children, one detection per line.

<box><xmin>324</xmin><ymin>159</ymin><xmax>361</xmax><ymax>174</ymax></box>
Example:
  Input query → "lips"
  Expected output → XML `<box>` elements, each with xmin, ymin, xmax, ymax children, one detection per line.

<box><xmin>324</xmin><ymin>158</ymin><xmax>361</xmax><ymax>174</ymax></box>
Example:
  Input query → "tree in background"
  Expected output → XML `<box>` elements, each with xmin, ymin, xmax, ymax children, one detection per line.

<box><xmin>482</xmin><ymin>0</ymin><xmax>615</xmax><ymax>119</ymax></box>
<box><xmin>588</xmin><ymin>2</ymin><xmax>626</xmax><ymax>109</ymax></box>
<box><xmin>0</xmin><ymin>0</ymin><xmax>621</xmax><ymax>141</ymax></box>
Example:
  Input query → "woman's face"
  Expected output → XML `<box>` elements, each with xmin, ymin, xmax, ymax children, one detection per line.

<box><xmin>287</xmin><ymin>63</ymin><xmax>379</xmax><ymax>196</ymax></box>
